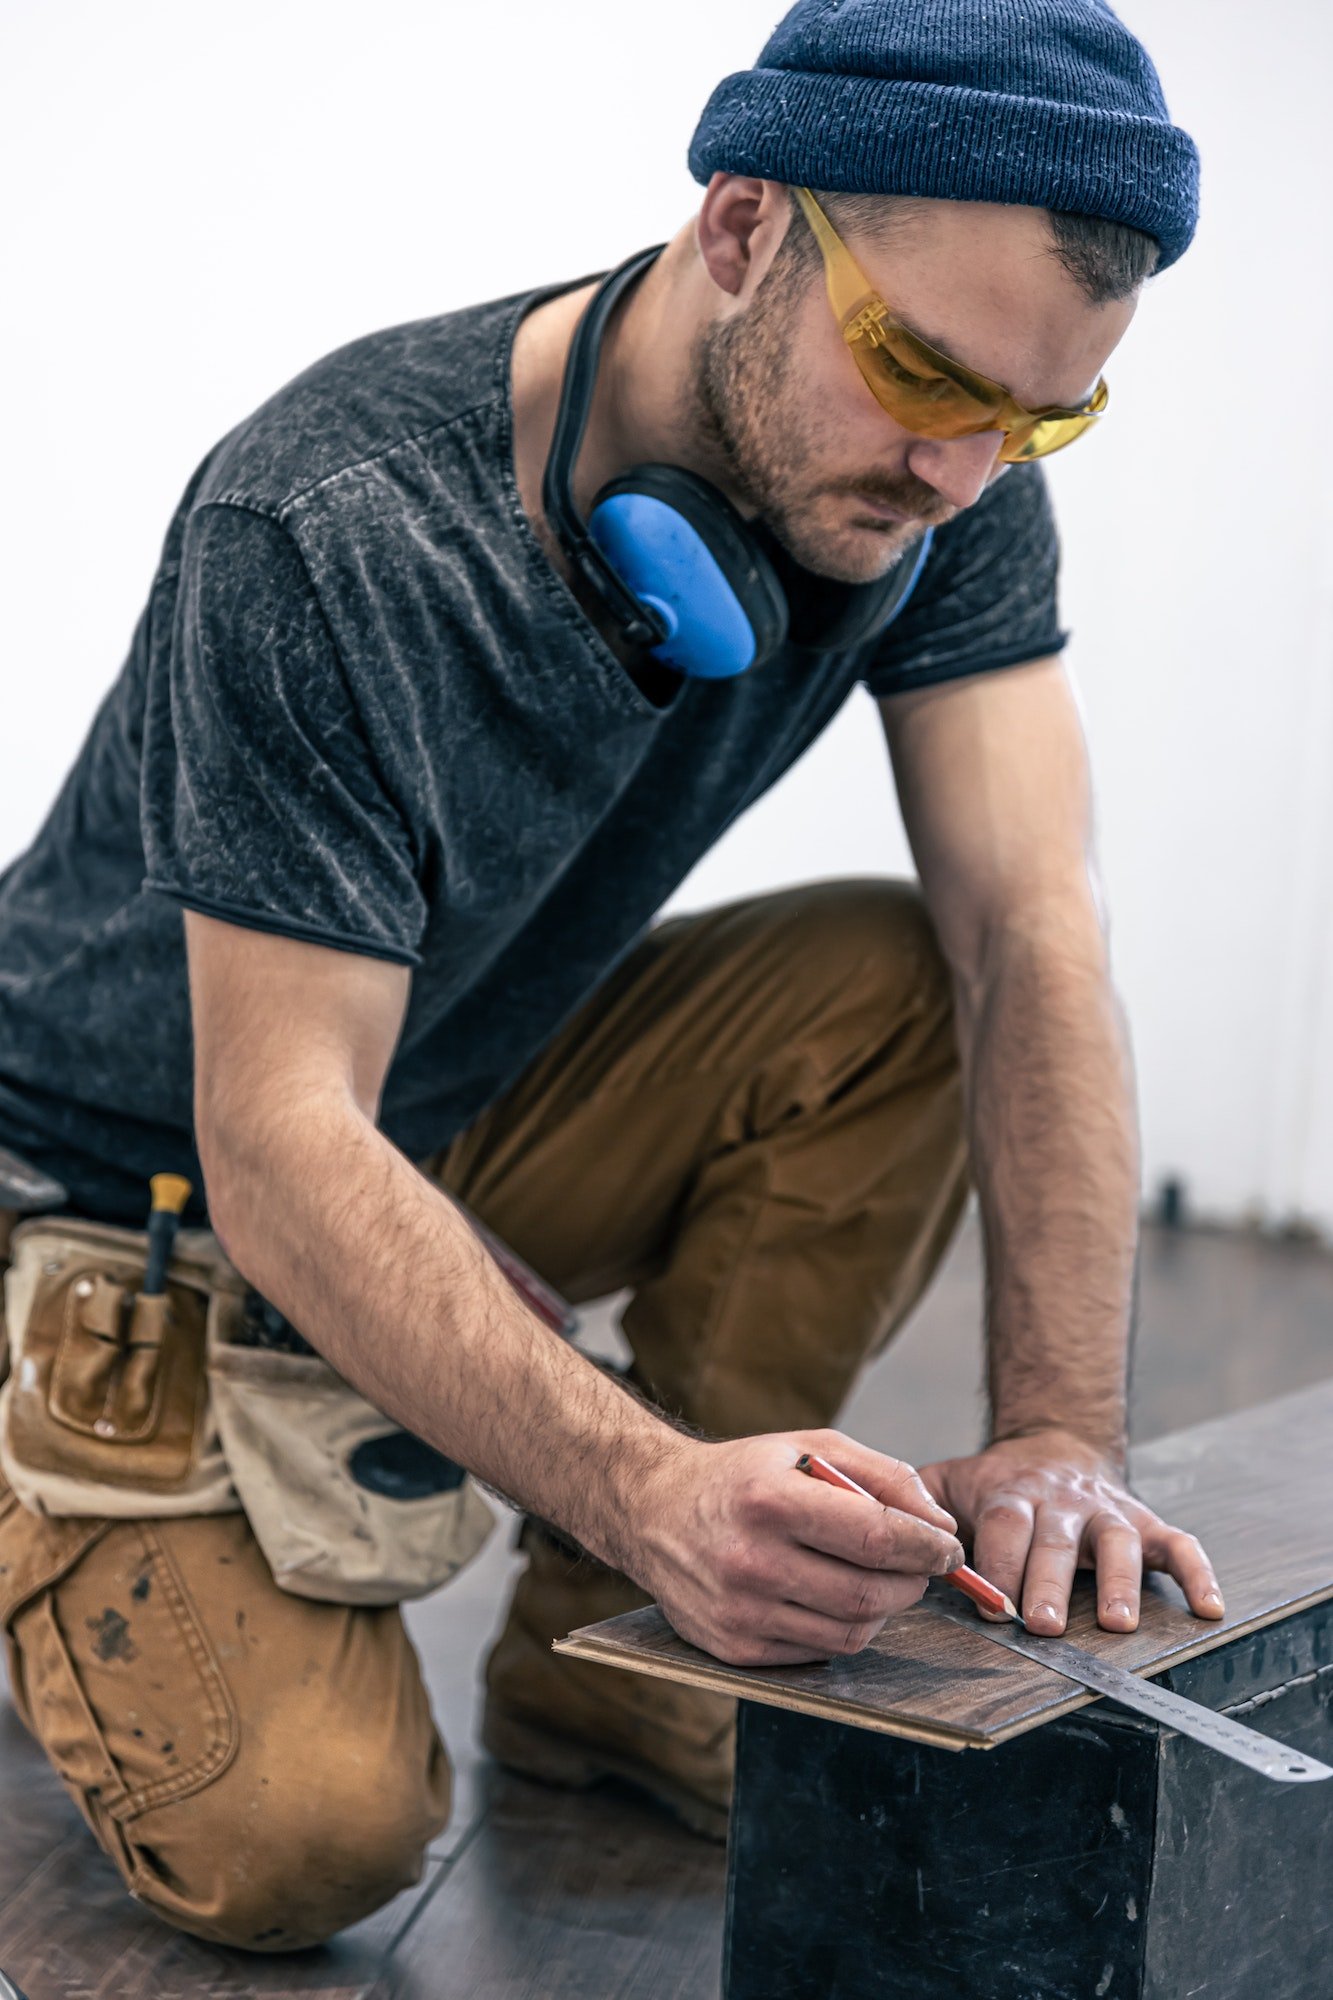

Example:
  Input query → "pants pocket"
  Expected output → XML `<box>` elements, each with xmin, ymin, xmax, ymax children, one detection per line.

<box><xmin>7</xmin><ymin>1521</ymin><xmax>238</xmax><ymax>1829</ymax></box>
<box><xmin>0</xmin><ymin>1467</ymin><xmax>112</xmax><ymax>1733</ymax></box>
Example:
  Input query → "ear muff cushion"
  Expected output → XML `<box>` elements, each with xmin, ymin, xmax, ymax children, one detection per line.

<box><xmin>592</xmin><ymin>465</ymin><xmax>789</xmax><ymax>670</ymax></box>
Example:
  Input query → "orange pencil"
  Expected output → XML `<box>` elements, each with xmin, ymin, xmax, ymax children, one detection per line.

<box><xmin>795</xmin><ymin>1450</ymin><xmax>1021</xmax><ymax>1623</ymax></box>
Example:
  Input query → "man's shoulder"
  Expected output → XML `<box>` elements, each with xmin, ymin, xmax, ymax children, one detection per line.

<box><xmin>185</xmin><ymin>281</ymin><xmax>546</xmax><ymax>527</ymax></box>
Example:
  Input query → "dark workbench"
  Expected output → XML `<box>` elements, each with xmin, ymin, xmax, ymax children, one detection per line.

<box><xmin>559</xmin><ymin>1378</ymin><xmax>1333</xmax><ymax>1999</ymax></box>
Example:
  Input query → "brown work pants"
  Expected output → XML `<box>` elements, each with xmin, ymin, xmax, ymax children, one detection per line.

<box><xmin>0</xmin><ymin>877</ymin><xmax>968</xmax><ymax>1950</ymax></box>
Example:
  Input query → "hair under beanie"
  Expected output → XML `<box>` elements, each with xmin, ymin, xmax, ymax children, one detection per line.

<box><xmin>688</xmin><ymin>0</ymin><xmax>1199</xmax><ymax>270</ymax></box>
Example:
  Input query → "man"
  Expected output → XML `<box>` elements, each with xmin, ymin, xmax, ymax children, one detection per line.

<box><xmin>0</xmin><ymin>0</ymin><xmax>1224</xmax><ymax>1955</ymax></box>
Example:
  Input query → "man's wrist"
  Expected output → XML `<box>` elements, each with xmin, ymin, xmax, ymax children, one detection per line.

<box><xmin>987</xmin><ymin>1416</ymin><xmax>1128</xmax><ymax>1469</ymax></box>
<box><xmin>593</xmin><ymin>1414</ymin><xmax>699</xmax><ymax>1578</ymax></box>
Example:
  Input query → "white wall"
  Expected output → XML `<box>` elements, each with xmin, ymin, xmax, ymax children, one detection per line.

<box><xmin>2</xmin><ymin>1</ymin><xmax>1330</xmax><ymax>1226</ymax></box>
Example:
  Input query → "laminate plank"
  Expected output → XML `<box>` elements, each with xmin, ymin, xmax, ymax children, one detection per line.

<box><xmin>377</xmin><ymin>1769</ymin><xmax>724</xmax><ymax>2000</ymax></box>
<box><xmin>557</xmin><ymin>1376</ymin><xmax>1333</xmax><ymax>1749</ymax></box>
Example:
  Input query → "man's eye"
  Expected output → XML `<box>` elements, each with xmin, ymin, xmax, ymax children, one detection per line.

<box><xmin>877</xmin><ymin>349</ymin><xmax>963</xmax><ymax>403</ymax></box>
<box><xmin>885</xmin><ymin>354</ymin><xmax>938</xmax><ymax>388</ymax></box>
<box><xmin>871</xmin><ymin>334</ymin><xmax>966</xmax><ymax>395</ymax></box>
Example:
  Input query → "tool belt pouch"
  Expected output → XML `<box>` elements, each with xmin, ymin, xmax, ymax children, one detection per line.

<box><xmin>0</xmin><ymin>1218</ymin><xmax>497</xmax><ymax>1607</ymax></box>
<box><xmin>0</xmin><ymin>1216</ymin><xmax>233</xmax><ymax>1516</ymax></box>
<box><xmin>206</xmin><ymin>1286</ymin><xmax>497</xmax><ymax>1607</ymax></box>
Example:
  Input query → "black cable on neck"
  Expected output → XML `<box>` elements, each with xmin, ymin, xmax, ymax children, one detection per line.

<box><xmin>542</xmin><ymin>245</ymin><xmax>668</xmax><ymax>649</ymax></box>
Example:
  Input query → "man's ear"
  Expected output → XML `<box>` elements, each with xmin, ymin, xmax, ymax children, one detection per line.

<box><xmin>695</xmin><ymin>174</ymin><xmax>793</xmax><ymax>300</ymax></box>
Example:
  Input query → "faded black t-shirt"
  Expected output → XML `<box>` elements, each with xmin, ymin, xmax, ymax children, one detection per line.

<box><xmin>0</xmin><ymin>273</ymin><xmax>1068</xmax><ymax>1224</ymax></box>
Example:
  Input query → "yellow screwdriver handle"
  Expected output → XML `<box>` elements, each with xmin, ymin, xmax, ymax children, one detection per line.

<box><xmin>150</xmin><ymin>1173</ymin><xmax>193</xmax><ymax>1217</ymax></box>
<box><xmin>143</xmin><ymin>1173</ymin><xmax>194</xmax><ymax>1296</ymax></box>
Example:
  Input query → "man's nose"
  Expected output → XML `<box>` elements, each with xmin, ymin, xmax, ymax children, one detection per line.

<box><xmin>905</xmin><ymin>430</ymin><xmax>1007</xmax><ymax>511</ymax></box>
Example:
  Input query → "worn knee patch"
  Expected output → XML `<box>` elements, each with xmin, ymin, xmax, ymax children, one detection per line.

<box><xmin>781</xmin><ymin>878</ymin><xmax>954</xmax><ymax>1015</ymax></box>
<box><xmin>124</xmin><ymin>1732</ymin><xmax>450</xmax><ymax>1951</ymax></box>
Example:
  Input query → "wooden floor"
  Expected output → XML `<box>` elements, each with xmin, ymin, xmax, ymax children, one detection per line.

<box><xmin>3</xmin><ymin>1211</ymin><xmax>1332</xmax><ymax>2000</ymax></box>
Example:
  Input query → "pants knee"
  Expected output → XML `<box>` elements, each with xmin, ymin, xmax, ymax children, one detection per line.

<box><xmin>791</xmin><ymin>877</ymin><xmax>956</xmax><ymax>1017</ymax></box>
<box><xmin>127</xmin><ymin>1732</ymin><xmax>452</xmax><ymax>1952</ymax></box>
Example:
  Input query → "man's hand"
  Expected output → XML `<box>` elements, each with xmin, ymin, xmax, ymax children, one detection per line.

<box><xmin>916</xmin><ymin>1427</ymin><xmax>1226</xmax><ymax>1634</ymax></box>
<box><xmin>630</xmin><ymin>1428</ymin><xmax>965</xmax><ymax>1667</ymax></box>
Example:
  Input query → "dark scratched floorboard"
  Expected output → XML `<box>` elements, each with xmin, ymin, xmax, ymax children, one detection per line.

<box><xmin>2</xmin><ymin>1214</ymin><xmax>1330</xmax><ymax>1998</ymax></box>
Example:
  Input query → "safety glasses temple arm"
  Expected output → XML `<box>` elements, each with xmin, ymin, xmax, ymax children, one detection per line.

<box><xmin>791</xmin><ymin>187</ymin><xmax>882</xmax><ymax>327</ymax></box>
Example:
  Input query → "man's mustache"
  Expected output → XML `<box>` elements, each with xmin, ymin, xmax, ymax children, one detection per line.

<box><xmin>829</xmin><ymin>477</ymin><xmax>957</xmax><ymax>528</ymax></box>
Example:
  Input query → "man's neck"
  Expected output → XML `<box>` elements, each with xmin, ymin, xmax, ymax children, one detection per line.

<box><xmin>509</xmin><ymin>228</ymin><xmax>731</xmax><ymax>668</ymax></box>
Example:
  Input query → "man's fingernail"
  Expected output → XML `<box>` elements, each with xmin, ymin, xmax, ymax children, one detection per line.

<box><xmin>1107</xmin><ymin>1600</ymin><xmax>1134</xmax><ymax>1623</ymax></box>
<box><xmin>1029</xmin><ymin>1601</ymin><xmax>1062</xmax><ymax>1628</ymax></box>
<box><xmin>944</xmin><ymin>1547</ymin><xmax>964</xmax><ymax>1572</ymax></box>
<box><xmin>1203</xmin><ymin>1589</ymin><xmax>1224</xmax><ymax>1611</ymax></box>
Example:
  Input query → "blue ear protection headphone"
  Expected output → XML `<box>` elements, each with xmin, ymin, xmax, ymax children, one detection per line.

<box><xmin>542</xmin><ymin>246</ymin><xmax>935</xmax><ymax>682</ymax></box>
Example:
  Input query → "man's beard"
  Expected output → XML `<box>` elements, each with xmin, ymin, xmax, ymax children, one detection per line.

<box><xmin>689</xmin><ymin>256</ymin><xmax>953</xmax><ymax>584</ymax></box>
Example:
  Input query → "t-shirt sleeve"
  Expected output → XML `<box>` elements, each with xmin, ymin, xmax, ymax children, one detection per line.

<box><xmin>141</xmin><ymin>499</ymin><xmax>427</xmax><ymax>966</ymax></box>
<box><xmin>857</xmin><ymin>460</ymin><xmax>1070</xmax><ymax>700</ymax></box>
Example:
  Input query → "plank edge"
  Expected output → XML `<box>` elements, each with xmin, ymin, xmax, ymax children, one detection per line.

<box><xmin>555</xmin><ymin>1579</ymin><xmax>1333</xmax><ymax>1750</ymax></box>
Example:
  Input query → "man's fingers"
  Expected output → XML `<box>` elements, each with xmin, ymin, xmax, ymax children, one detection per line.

<box><xmin>969</xmin><ymin>1492</ymin><xmax>1035</xmax><ymax>1617</ymax></box>
<box><xmin>774</xmin><ymin>1547</ymin><xmax>940</xmax><ymax>1628</ymax></box>
<box><xmin>802</xmin><ymin>1432</ymin><xmax>959</xmax><ymax>1533</ymax></box>
<box><xmin>1142</xmin><ymin>1522</ymin><xmax>1226</xmax><ymax>1619</ymax></box>
<box><xmin>706</xmin><ymin>1577</ymin><xmax>930</xmax><ymax>1668</ymax></box>
<box><xmin>861</xmin><ymin>1455</ymin><xmax>959</xmax><ymax>1533</ymax></box>
<box><xmin>912</xmin><ymin>1460</ymin><xmax>952</xmax><ymax>1515</ymax></box>
<box><xmin>1017</xmin><ymin>1505</ymin><xmax>1084</xmax><ymax>1633</ymax></box>
<box><xmin>781</xmin><ymin>1482</ymin><xmax>963</xmax><ymax>1575</ymax></box>
<box><xmin>1085</xmin><ymin>1513</ymin><xmax>1144</xmax><ymax>1630</ymax></box>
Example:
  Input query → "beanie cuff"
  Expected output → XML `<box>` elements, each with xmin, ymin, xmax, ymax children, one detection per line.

<box><xmin>688</xmin><ymin>68</ymin><xmax>1200</xmax><ymax>269</ymax></box>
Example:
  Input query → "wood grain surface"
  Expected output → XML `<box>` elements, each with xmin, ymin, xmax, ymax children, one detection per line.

<box><xmin>555</xmin><ymin>1376</ymin><xmax>1333</xmax><ymax>1748</ymax></box>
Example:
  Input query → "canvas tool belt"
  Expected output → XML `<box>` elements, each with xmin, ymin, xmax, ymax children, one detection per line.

<box><xmin>0</xmin><ymin>1213</ymin><xmax>496</xmax><ymax>1606</ymax></box>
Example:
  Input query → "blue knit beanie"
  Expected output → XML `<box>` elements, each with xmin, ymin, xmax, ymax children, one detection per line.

<box><xmin>689</xmin><ymin>0</ymin><xmax>1199</xmax><ymax>270</ymax></box>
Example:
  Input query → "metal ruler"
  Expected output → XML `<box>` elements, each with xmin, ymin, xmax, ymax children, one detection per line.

<box><xmin>934</xmin><ymin>1604</ymin><xmax>1333</xmax><ymax>1784</ymax></box>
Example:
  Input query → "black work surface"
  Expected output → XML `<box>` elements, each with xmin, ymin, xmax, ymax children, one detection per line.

<box><xmin>557</xmin><ymin>1376</ymin><xmax>1333</xmax><ymax>1748</ymax></box>
<box><xmin>726</xmin><ymin>1599</ymin><xmax>1333</xmax><ymax>2000</ymax></box>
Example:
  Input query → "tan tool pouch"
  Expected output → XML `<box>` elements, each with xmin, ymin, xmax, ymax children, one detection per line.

<box><xmin>0</xmin><ymin>1216</ymin><xmax>232</xmax><ymax>1515</ymax></box>
<box><xmin>0</xmin><ymin>1216</ymin><xmax>496</xmax><ymax>1606</ymax></box>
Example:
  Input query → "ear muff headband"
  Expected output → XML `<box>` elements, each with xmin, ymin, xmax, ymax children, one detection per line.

<box><xmin>541</xmin><ymin>247</ymin><xmax>935</xmax><ymax>679</ymax></box>
<box><xmin>542</xmin><ymin>249</ymin><xmax>672</xmax><ymax>652</ymax></box>
<box><xmin>543</xmin><ymin>247</ymin><xmax>789</xmax><ymax>677</ymax></box>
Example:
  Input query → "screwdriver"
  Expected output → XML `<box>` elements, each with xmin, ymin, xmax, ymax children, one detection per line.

<box><xmin>142</xmin><ymin>1173</ymin><xmax>193</xmax><ymax>1296</ymax></box>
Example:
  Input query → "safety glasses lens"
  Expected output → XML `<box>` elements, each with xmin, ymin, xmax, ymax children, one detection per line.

<box><xmin>999</xmin><ymin>413</ymin><xmax>1101</xmax><ymax>461</ymax></box>
<box><xmin>850</xmin><ymin>342</ymin><xmax>1003</xmax><ymax>438</ymax></box>
<box><xmin>853</xmin><ymin>340</ymin><xmax>1103</xmax><ymax>460</ymax></box>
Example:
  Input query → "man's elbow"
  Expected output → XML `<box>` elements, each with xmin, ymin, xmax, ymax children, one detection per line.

<box><xmin>195</xmin><ymin>1113</ymin><xmax>256</xmax><ymax>1273</ymax></box>
<box><xmin>193</xmin><ymin>1081</ymin><xmax>292</xmax><ymax>1277</ymax></box>
<box><xmin>972</xmin><ymin>877</ymin><xmax>1113</xmax><ymax>998</ymax></box>
<box><xmin>195</xmin><ymin>1078</ymin><xmax>370</xmax><ymax>1280</ymax></box>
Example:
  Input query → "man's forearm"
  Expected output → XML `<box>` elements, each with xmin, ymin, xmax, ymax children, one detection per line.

<box><xmin>957</xmin><ymin>924</ymin><xmax>1140</xmax><ymax>1465</ymax></box>
<box><xmin>202</xmin><ymin>1089</ymin><xmax>687</xmax><ymax>1578</ymax></box>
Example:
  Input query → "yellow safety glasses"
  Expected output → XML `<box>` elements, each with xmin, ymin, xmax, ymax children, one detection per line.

<box><xmin>792</xmin><ymin>186</ymin><xmax>1109</xmax><ymax>463</ymax></box>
